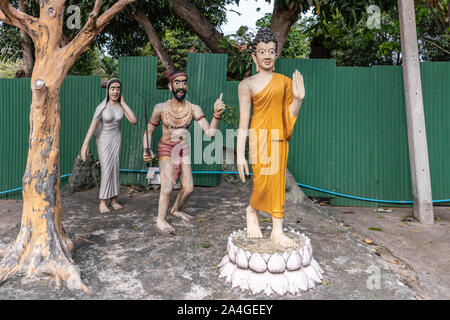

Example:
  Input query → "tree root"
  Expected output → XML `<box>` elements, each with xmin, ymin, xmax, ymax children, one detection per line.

<box><xmin>36</xmin><ymin>259</ymin><xmax>91</xmax><ymax>294</ymax></box>
<box><xmin>71</xmin><ymin>233</ymin><xmax>94</xmax><ymax>250</ymax></box>
<box><xmin>0</xmin><ymin>244</ymin><xmax>8</xmax><ymax>258</ymax></box>
<box><xmin>0</xmin><ymin>228</ymin><xmax>91</xmax><ymax>294</ymax></box>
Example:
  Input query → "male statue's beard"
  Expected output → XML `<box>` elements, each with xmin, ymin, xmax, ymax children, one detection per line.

<box><xmin>173</xmin><ymin>88</ymin><xmax>187</xmax><ymax>102</ymax></box>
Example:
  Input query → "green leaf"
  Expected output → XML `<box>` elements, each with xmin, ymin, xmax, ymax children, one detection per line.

<box><xmin>368</xmin><ymin>227</ymin><xmax>383</xmax><ymax>231</ymax></box>
<box><xmin>199</xmin><ymin>243</ymin><xmax>212</xmax><ymax>248</ymax></box>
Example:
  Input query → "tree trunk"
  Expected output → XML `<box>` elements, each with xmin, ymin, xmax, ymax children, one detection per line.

<box><xmin>133</xmin><ymin>6</ymin><xmax>175</xmax><ymax>73</ymax></box>
<box><xmin>285</xmin><ymin>169</ymin><xmax>316</xmax><ymax>209</ymax></box>
<box><xmin>269</xmin><ymin>1</ymin><xmax>302</xmax><ymax>57</ymax></box>
<box><xmin>171</xmin><ymin>0</ymin><xmax>227</xmax><ymax>54</ymax></box>
<box><xmin>17</xmin><ymin>0</ymin><xmax>34</xmax><ymax>77</ymax></box>
<box><xmin>0</xmin><ymin>51</ymin><xmax>90</xmax><ymax>292</ymax></box>
<box><xmin>0</xmin><ymin>0</ymin><xmax>134</xmax><ymax>293</ymax></box>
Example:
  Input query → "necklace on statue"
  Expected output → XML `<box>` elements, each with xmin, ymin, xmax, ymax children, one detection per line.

<box><xmin>165</xmin><ymin>100</ymin><xmax>192</xmax><ymax>128</ymax></box>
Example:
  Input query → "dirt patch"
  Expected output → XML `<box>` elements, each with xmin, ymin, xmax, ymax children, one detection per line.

<box><xmin>0</xmin><ymin>183</ymin><xmax>416</xmax><ymax>300</ymax></box>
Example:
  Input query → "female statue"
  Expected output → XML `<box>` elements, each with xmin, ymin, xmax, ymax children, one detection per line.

<box><xmin>80</xmin><ymin>78</ymin><xmax>137</xmax><ymax>213</ymax></box>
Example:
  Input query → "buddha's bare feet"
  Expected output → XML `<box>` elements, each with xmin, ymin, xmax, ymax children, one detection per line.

<box><xmin>111</xmin><ymin>202</ymin><xmax>123</xmax><ymax>211</ymax></box>
<box><xmin>156</xmin><ymin>217</ymin><xmax>176</xmax><ymax>235</ymax></box>
<box><xmin>99</xmin><ymin>202</ymin><xmax>110</xmax><ymax>213</ymax></box>
<box><xmin>271</xmin><ymin>230</ymin><xmax>299</xmax><ymax>250</ymax></box>
<box><xmin>171</xmin><ymin>210</ymin><xmax>194</xmax><ymax>220</ymax></box>
<box><xmin>246</xmin><ymin>206</ymin><xmax>263</xmax><ymax>239</ymax></box>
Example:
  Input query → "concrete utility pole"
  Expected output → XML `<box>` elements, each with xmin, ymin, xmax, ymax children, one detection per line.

<box><xmin>397</xmin><ymin>0</ymin><xmax>434</xmax><ymax>224</ymax></box>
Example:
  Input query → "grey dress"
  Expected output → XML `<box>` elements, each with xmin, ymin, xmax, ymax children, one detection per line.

<box><xmin>92</xmin><ymin>101</ymin><xmax>124</xmax><ymax>200</ymax></box>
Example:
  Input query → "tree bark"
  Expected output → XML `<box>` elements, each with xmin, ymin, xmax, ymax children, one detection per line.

<box><xmin>133</xmin><ymin>6</ymin><xmax>175</xmax><ymax>73</ymax></box>
<box><xmin>17</xmin><ymin>0</ymin><xmax>34</xmax><ymax>77</ymax></box>
<box><xmin>1</xmin><ymin>32</ymin><xmax>88</xmax><ymax>293</ymax></box>
<box><xmin>269</xmin><ymin>1</ymin><xmax>302</xmax><ymax>57</ymax></box>
<box><xmin>0</xmin><ymin>0</ymin><xmax>134</xmax><ymax>293</ymax></box>
<box><xmin>59</xmin><ymin>31</ymin><xmax>77</xmax><ymax>48</ymax></box>
<box><xmin>170</xmin><ymin>0</ymin><xmax>227</xmax><ymax>54</ymax></box>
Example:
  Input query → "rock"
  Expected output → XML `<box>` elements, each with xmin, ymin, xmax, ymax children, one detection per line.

<box><xmin>219</xmin><ymin>148</ymin><xmax>242</xmax><ymax>185</ymax></box>
<box><xmin>63</xmin><ymin>152</ymin><xmax>100</xmax><ymax>195</ymax></box>
<box><xmin>285</xmin><ymin>169</ymin><xmax>316</xmax><ymax>208</ymax></box>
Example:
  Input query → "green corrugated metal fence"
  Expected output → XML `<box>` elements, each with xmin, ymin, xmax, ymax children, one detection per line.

<box><xmin>1</xmin><ymin>55</ymin><xmax>449</xmax><ymax>207</ymax></box>
<box><xmin>0</xmin><ymin>78</ymin><xmax>31</xmax><ymax>199</ymax></box>
<box><xmin>421</xmin><ymin>62</ymin><xmax>450</xmax><ymax>205</ymax></box>
<box><xmin>60</xmin><ymin>76</ymin><xmax>103</xmax><ymax>178</ymax></box>
<box><xmin>0</xmin><ymin>76</ymin><xmax>102</xmax><ymax>199</ymax></box>
<box><xmin>279</xmin><ymin>59</ymin><xmax>337</xmax><ymax>202</ymax></box>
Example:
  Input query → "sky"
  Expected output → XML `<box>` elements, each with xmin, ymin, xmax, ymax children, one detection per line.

<box><xmin>221</xmin><ymin>0</ymin><xmax>274</xmax><ymax>35</ymax></box>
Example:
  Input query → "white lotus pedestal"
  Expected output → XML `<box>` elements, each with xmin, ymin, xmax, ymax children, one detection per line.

<box><xmin>219</xmin><ymin>230</ymin><xmax>324</xmax><ymax>296</ymax></box>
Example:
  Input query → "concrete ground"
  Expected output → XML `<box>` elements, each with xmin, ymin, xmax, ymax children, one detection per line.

<box><xmin>0</xmin><ymin>181</ymin><xmax>446</xmax><ymax>300</ymax></box>
<box><xmin>328</xmin><ymin>205</ymin><xmax>450</xmax><ymax>300</ymax></box>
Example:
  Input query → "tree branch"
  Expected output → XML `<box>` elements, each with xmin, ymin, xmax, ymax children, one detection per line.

<box><xmin>0</xmin><ymin>0</ymin><xmax>39</xmax><ymax>41</ymax></box>
<box><xmin>62</xmin><ymin>0</ymin><xmax>134</xmax><ymax>64</ymax></box>
<box><xmin>84</xmin><ymin>0</ymin><xmax>103</xmax><ymax>31</ymax></box>
<box><xmin>18</xmin><ymin>0</ymin><xmax>34</xmax><ymax>77</ymax></box>
<box><xmin>133</xmin><ymin>6</ymin><xmax>175</xmax><ymax>73</ymax></box>
<box><xmin>96</xmin><ymin>0</ymin><xmax>134</xmax><ymax>31</ymax></box>
<box><xmin>171</xmin><ymin>0</ymin><xmax>227</xmax><ymax>54</ymax></box>
<box><xmin>44</xmin><ymin>0</ymin><xmax>67</xmax><ymax>15</ymax></box>
<box><xmin>421</xmin><ymin>37</ymin><xmax>450</xmax><ymax>55</ymax></box>
<box><xmin>270</xmin><ymin>1</ymin><xmax>302</xmax><ymax>57</ymax></box>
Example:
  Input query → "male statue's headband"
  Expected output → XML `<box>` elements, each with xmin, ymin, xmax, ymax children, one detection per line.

<box><xmin>166</xmin><ymin>70</ymin><xmax>188</xmax><ymax>84</ymax></box>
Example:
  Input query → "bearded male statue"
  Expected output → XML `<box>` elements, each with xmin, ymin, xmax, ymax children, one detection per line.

<box><xmin>143</xmin><ymin>70</ymin><xmax>225</xmax><ymax>234</ymax></box>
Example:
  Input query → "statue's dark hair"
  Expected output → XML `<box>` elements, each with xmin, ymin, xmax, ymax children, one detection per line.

<box><xmin>251</xmin><ymin>28</ymin><xmax>278</xmax><ymax>53</ymax></box>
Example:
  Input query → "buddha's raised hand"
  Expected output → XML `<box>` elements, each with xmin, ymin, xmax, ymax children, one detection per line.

<box><xmin>292</xmin><ymin>70</ymin><xmax>305</xmax><ymax>101</ymax></box>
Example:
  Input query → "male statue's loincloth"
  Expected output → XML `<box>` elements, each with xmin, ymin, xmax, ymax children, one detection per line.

<box><xmin>157</xmin><ymin>139</ymin><xmax>190</xmax><ymax>184</ymax></box>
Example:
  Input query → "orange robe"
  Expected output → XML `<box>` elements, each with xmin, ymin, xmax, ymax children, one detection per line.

<box><xmin>249</xmin><ymin>73</ymin><xmax>298</xmax><ymax>219</ymax></box>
